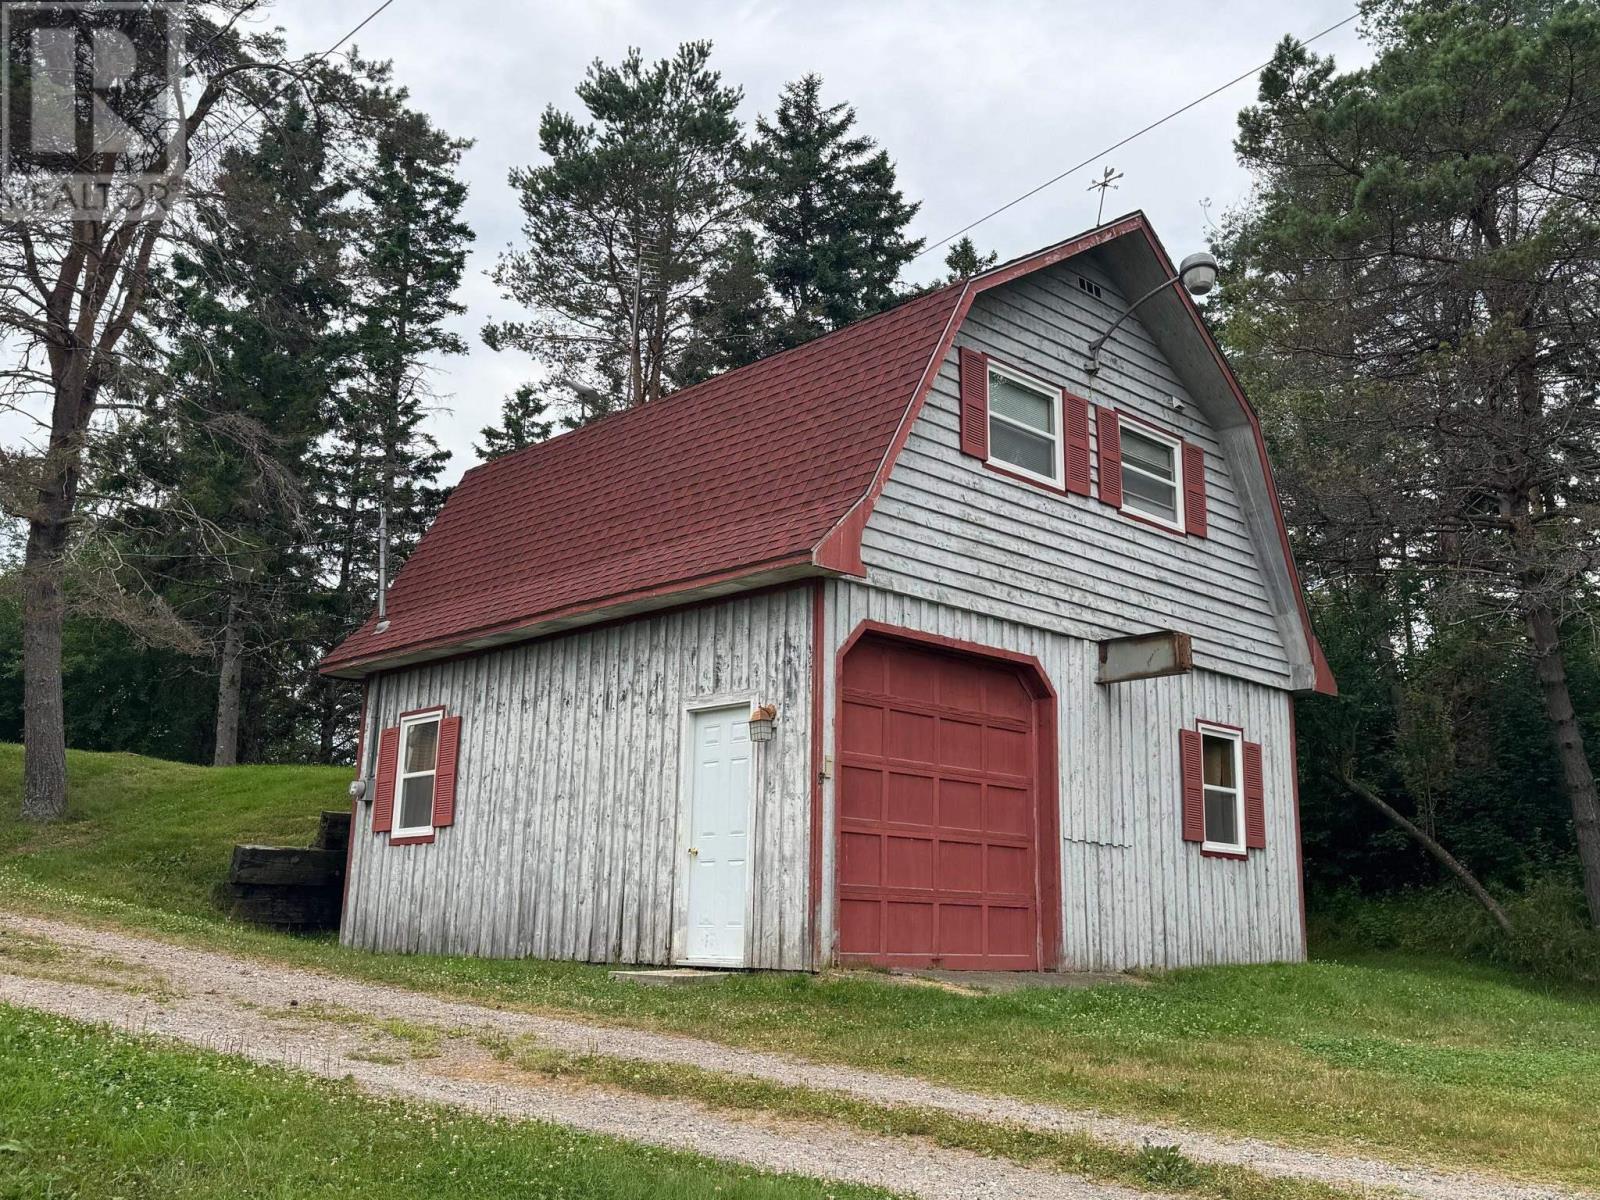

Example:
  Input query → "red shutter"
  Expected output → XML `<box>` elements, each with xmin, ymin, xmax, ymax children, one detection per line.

<box><xmin>1244</xmin><ymin>740</ymin><xmax>1266</xmax><ymax>849</ymax></box>
<box><xmin>1183</xmin><ymin>442</ymin><xmax>1208</xmax><ymax>537</ymax></box>
<box><xmin>373</xmin><ymin>726</ymin><xmax>399</xmax><ymax>834</ymax></box>
<box><xmin>1064</xmin><ymin>392</ymin><xmax>1091</xmax><ymax>496</ymax></box>
<box><xmin>1180</xmin><ymin>728</ymin><xmax>1204</xmax><ymax>843</ymax></box>
<box><xmin>958</xmin><ymin>346</ymin><xmax>989</xmax><ymax>459</ymax></box>
<box><xmin>432</xmin><ymin>715</ymin><xmax>462</xmax><ymax>829</ymax></box>
<box><xmin>1096</xmin><ymin>406</ymin><xmax>1122</xmax><ymax>506</ymax></box>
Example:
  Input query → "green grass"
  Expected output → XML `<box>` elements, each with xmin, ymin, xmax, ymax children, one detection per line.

<box><xmin>4</xmin><ymin>745</ymin><xmax>1600</xmax><ymax>1190</ymax></box>
<box><xmin>0</xmin><ymin>1004</ymin><xmax>894</xmax><ymax>1200</ymax></box>
<box><xmin>475</xmin><ymin>1038</ymin><xmax>1363</xmax><ymax>1200</ymax></box>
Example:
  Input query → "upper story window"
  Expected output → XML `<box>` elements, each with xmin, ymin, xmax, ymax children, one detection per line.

<box><xmin>986</xmin><ymin>364</ymin><xmax>1062</xmax><ymax>487</ymax></box>
<box><xmin>1199</xmin><ymin>723</ymin><xmax>1244</xmax><ymax>854</ymax></box>
<box><xmin>395</xmin><ymin>711</ymin><xmax>442</xmax><ymax>837</ymax></box>
<box><xmin>1119</xmin><ymin>423</ymin><xmax>1184</xmax><ymax>531</ymax></box>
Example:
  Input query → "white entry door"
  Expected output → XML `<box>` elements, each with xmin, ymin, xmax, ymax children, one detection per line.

<box><xmin>681</xmin><ymin>706</ymin><xmax>753</xmax><ymax>966</ymax></box>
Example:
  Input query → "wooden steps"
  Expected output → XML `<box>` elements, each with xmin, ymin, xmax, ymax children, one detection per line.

<box><xmin>223</xmin><ymin>810</ymin><xmax>350</xmax><ymax>932</ymax></box>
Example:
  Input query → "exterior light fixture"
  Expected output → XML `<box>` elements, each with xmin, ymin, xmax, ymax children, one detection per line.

<box><xmin>1085</xmin><ymin>250</ymin><xmax>1219</xmax><ymax>375</ymax></box>
<box><xmin>747</xmin><ymin>704</ymin><xmax>778</xmax><ymax>743</ymax></box>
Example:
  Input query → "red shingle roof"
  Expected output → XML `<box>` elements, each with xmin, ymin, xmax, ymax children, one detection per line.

<box><xmin>322</xmin><ymin>283</ymin><xmax>965</xmax><ymax>676</ymax></box>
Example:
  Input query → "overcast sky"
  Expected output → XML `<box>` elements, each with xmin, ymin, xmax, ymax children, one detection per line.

<box><xmin>241</xmin><ymin>3</ymin><xmax>1373</xmax><ymax>484</ymax></box>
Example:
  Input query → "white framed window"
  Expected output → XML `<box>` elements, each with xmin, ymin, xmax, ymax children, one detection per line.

<box><xmin>986</xmin><ymin>363</ymin><xmax>1062</xmax><ymax>487</ymax></box>
<box><xmin>1119</xmin><ymin>422</ymin><xmax>1185</xmax><ymax>532</ymax></box>
<box><xmin>1198</xmin><ymin>722</ymin><xmax>1245</xmax><ymax>854</ymax></box>
<box><xmin>394</xmin><ymin>711</ymin><xmax>442</xmax><ymax>837</ymax></box>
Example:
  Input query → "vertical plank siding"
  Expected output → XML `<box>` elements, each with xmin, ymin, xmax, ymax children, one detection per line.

<box><xmin>344</xmin><ymin>587</ymin><xmax>814</xmax><ymax>969</ymax></box>
<box><xmin>861</xmin><ymin>256</ymin><xmax>1293</xmax><ymax>688</ymax></box>
<box><xmin>819</xmin><ymin>581</ymin><xmax>1304</xmax><ymax>970</ymax></box>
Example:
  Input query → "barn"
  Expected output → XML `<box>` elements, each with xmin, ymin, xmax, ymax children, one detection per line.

<box><xmin>322</xmin><ymin>212</ymin><xmax>1334</xmax><ymax>973</ymax></box>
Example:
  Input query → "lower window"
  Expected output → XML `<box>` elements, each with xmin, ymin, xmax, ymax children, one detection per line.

<box><xmin>395</xmin><ymin>711</ymin><xmax>441</xmax><ymax>837</ymax></box>
<box><xmin>1199</xmin><ymin>723</ymin><xmax>1244</xmax><ymax>854</ymax></box>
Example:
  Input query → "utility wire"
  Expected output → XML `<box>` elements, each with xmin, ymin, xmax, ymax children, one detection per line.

<box><xmin>912</xmin><ymin>10</ymin><xmax>1361</xmax><ymax>260</ymax></box>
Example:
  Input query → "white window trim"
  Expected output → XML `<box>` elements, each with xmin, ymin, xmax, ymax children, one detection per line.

<box><xmin>393</xmin><ymin>710</ymin><xmax>442</xmax><ymax>838</ymax></box>
<box><xmin>1197</xmin><ymin>722</ymin><xmax>1246</xmax><ymax>855</ymax></box>
<box><xmin>1119</xmin><ymin>420</ymin><xmax>1186</xmax><ymax>533</ymax></box>
<box><xmin>985</xmin><ymin>361</ymin><xmax>1064</xmax><ymax>488</ymax></box>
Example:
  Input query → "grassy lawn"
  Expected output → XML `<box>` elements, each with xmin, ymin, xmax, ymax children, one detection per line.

<box><xmin>2</xmin><ymin>745</ymin><xmax>1599</xmax><ymax>1190</ymax></box>
<box><xmin>0</xmin><ymin>1003</ymin><xmax>893</xmax><ymax>1200</ymax></box>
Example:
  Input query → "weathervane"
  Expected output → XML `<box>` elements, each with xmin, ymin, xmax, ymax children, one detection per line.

<box><xmin>1087</xmin><ymin>165</ymin><xmax>1124</xmax><ymax>224</ymax></box>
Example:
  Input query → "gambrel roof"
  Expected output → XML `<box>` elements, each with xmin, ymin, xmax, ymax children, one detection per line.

<box><xmin>323</xmin><ymin>212</ymin><xmax>1333</xmax><ymax>694</ymax></box>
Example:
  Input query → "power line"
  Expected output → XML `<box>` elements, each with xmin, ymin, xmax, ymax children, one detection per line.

<box><xmin>912</xmin><ymin>10</ymin><xmax>1361</xmax><ymax>261</ymax></box>
<box><xmin>186</xmin><ymin>0</ymin><xmax>401</xmax><ymax>165</ymax></box>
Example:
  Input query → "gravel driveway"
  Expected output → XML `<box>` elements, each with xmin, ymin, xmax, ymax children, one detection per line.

<box><xmin>0</xmin><ymin>911</ymin><xmax>1587</xmax><ymax>1200</ymax></box>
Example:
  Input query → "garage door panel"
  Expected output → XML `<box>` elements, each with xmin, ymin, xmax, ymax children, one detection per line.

<box><xmin>940</xmin><ymin>904</ymin><xmax>983</xmax><ymax>954</ymax></box>
<box><xmin>840</xmin><ymin>766</ymin><xmax>881</xmax><ymax>821</ymax></box>
<box><xmin>938</xmin><ymin>718</ymin><xmax>983</xmax><ymax>770</ymax></box>
<box><xmin>842</xmin><ymin>702</ymin><xmax>883</xmax><ymax>754</ymax></box>
<box><xmin>986</xmin><ymin>725</ymin><xmax>1031</xmax><ymax>776</ymax></box>
<box><xmin>885</xmin><ymin>836</ymin><xmax>934</xmax><ymax>889</ymax></box>
<box><xmin>987</xmin><ymin>843</ymin><xmax>1031</xmax><ymax>892</ymax></box>
<box><xmin>886</xmin><ymin>902</ymin><xmax>934</xmax><ymax>953</ymax></box>
<box><xmin>840</xmin><ymin>831</ymin><xmax>881</xmax><ymax>886</ymax></box>
<box><xmin>839</xmin><ymin>636</ymin><xmax>1044</xmax><ymax>971</ymax></box>
<box><xmin>887</xmin><ymin>709</ymin><xmax>936</xmax><ymax>762</ymax></box>
<box><xmin>987</xmin><ymin>785</ymin><xmax>1031</xmax><ymax>836</ymax></box>
<box><xmin>939</xmin><ymin>779</ymin><xmax>982</xmax><ymax>829</ymax></box>
<box><xmin>936</xmin><ymin>839</ymin><xmax>984</xmax><ymax>889</ymax></box>
<box><xmin>886</xmin><ymin>772</ymin><xmax>935</xmax><ymax>825</ymax></box>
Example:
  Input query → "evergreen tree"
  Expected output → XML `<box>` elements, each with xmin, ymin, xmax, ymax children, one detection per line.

<box><xmin>486</xmin><ymin>42</ymin><xmax>746</xmax><ymax>416</ymax></box>
<box><xmin>116</xmin><ymin>94</ymin><xmax>352</xmax><ymax>766</ymax></box>
<box><xmin>476</xmin><ymin>384</ymin><xmax>559</xmax><ymax>460</ymax></box>
<box><xmin>940</xmin><ymin>236</ymin><xmax>996</xmax><ymax>283</ymax></box>
<box><xmin>312</xmin><ymin>98</ymin><xmax>472</xmax><ymax>761</ymax></box>
<box><xmin>1219</xmin><ymin>0</ymin><xmax>1600</xmax><ymax>924</ymax></box>
<box><xmin>742</xmin><ymin>74</ymin><xmax>923</xmax><ymax>347</ymax></box>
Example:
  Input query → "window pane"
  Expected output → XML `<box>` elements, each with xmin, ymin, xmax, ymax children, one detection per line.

<box><xmin>1122</xmin><ymin>428</ymin><xmax>1174</xmax><ymax>480</ymax></box>
<box><xmin>1202</xmin><ymin>734</ymin><xmax>1236</xmax><ymax>788</ymax></box>
<box><xmin>399</xmin><ymin>774</ymin><xmax>434</xmax><ymax>831</ymax></box>
<box><xmin>990</xmin><ymin>420</ymin><xmax>1056</xmax><ymax>478</ymax></box>
<box><xmin>1123</xmin><ymin>469</ymin><xmax>1178</xmax><ymax>522</ymax></box>
<box><xmin>1204</xmin><ymin>786</ymin><xmax>1239</xmax><ymax>846</ymax></box>
<box><xmin>404</xmin><ymin>720</ymin><xmax>438</xmax><ymax>773</ymax></box>
<box><xmin>989</xmin><ymin>371</ymin><xmax>1053</xmax><ymax>434</ymax></box>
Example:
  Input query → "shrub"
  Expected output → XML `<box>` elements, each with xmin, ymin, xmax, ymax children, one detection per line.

<box><xmin>1310</xmin><ymin>877</ymin><xmax>1600</xmax><ymax>987</ymax></box>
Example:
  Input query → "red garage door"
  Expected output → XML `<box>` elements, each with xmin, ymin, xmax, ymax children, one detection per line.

<box><xmin>837</xmin><ymin>634</ymin><xmax>1049</xmax><ymax>970</ymax></box>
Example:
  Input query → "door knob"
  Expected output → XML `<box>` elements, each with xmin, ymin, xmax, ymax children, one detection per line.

<box><xmin>688</xmin><ymin>847</ymin><xmax>699</xmax><ymax>856</ymax></box>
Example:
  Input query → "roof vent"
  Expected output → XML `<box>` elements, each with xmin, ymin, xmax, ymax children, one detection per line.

<box><xmin>1078</xmin><ymin>276</ymin><xmax>1103</xmax><ymax>300</ymax></box>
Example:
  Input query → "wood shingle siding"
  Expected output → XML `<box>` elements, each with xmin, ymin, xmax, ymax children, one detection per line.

<box><xmin>859</xmin><ymin>256</ymin><xmax>1293</xmax><ymax>688</ymax></box>
<box><xmin>343</xmin><ymin>587</ymin><xmax>815</xmax><ymax>969</ymax></box>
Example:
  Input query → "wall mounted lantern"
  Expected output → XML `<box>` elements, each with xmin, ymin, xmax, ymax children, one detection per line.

<box><xmin>748</xmin><ymin>704</ymin><xmax>778</xmax><ymax>743</ymax></box>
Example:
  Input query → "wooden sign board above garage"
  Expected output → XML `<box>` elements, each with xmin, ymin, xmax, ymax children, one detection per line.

<box><xmin>1096</xmin><ymin>630</ymin><xmax>1193</xmax><ymax>685</ymax></box>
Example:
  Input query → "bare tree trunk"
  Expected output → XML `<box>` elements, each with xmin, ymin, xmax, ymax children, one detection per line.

<box><xmin>212</xmin><ymin>588</ymin><xmax>244</xmax><ymax>767</ymax></box>
<box><xmin>1336</xmin><ymin>767</ymin><xmax>1513</xmax><ymax>933</ymax></box>
<box><xmin>21</xmin><ymin>517</ymin><xmax>69</xmax><ymax>822</ymax></box>
<box><xmin>1526</xmin><ymin>605</ymin><xmax>1600</xmax><ymax>928</ymax></box>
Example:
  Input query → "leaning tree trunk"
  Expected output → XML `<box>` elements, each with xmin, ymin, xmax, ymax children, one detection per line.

<box><xmin>1336</xmin><ymin>767</ymin><xmax>1513</xmax><ymax>933</ymax></box>
<box><xmin>21</xmin><ymin>513</ymin><xmax>70</xmax><ymax>822</ymax></box>
<box><xmin>1526</xmin><ymin>604</ymin><xmax>1600</xmax><ymax>928</ymax></box>
<box><xmin>212</xmin><ymin>588</ymin><xmax>244</xmax><ymax>767</ymax></box>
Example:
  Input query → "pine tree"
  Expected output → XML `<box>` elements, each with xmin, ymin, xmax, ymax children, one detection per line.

<box><xmin>742</xmin><ymin>75</ymin><xmax>923</xmax><ymax>347</ymax></box>
<box><xmin>486</xmin><ymin>42</ymin><xmax>745</xmax><ymax>416</ymax></box>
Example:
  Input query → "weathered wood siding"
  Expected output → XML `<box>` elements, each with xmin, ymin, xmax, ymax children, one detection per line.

<box><xmin>819</xmin><ymin>580</ymin><xmax>1304</xmax><ymax>970</ymax></box>
<box><xmin>861</xmin><ymin>254</ymin><xmax>1293</xmax><ymax>687</ymax></box>
<box><xmin>343</xmin><ymin>586</ymin><xmax>814</xmax><ymax>969</ymax></box>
